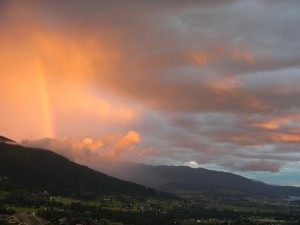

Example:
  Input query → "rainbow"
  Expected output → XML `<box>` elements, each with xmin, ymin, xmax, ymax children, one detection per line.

<box><xmin>35</xmin><ymin>60</ymin><xmax>55</xmax><ymax>138</ymax></box>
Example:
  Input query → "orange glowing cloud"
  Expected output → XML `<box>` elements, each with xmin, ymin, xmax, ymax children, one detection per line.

<box><xmin>0</xmin><ymin>3</ymin><xmax>140</xmax><ymax>140</ymax></box>
<box><xmin>290</xmin><ymin>129</ymin><xmax>300</xmax><ymax>134</ymax></box>
<box><xmin>138</xmin><ymin>147</ymin><xmax>161</xmax><ymax>157</ymax></box>
<box><xmin>189</xmin><ymin>52</ymin><xmax>210</xmax><ymax>66</ymax></box>
<box><xmin>271</xmin><ymin>135</ymin><xmax>300</xmax><ymax>143</ymax></box>
<box><xmin>249</xmin><ymin>118</ymin><xmax>291</xmax><ymax>130</ymax></box>
<box><xmin>232</xmin><ymin>50</ymin><xmax>256</xmax><ymax>64</ymax></box>
<box><xmin>188</xmin><ymin>48</ymin><xmax>256</xmax><ymax>68</ymax></box>
<box><xmin>22</xmin><ymin>130</ymin><xmax>145</xmax><ymax>168</ymax></box>
<box><xmin>187</xmin><ymin>47</ymin><xmax>224</xmax><ymax>67</ymax></box>
<box><xmin>2</xmin><ymin>0</ymin><xmax>300</xmax><ymax>179</ymax></box>
<box><xmin>205</xmin><ymin>79</ymin><xmax>271</xmax><ymax>111</ymax></box>
<box><xmin>208</xmin><ymin>78</ymin><xmax>241</xmax><ymax>93</ymax></box>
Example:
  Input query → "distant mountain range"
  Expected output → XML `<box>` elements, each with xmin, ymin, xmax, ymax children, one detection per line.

<box><xmin>0</xmin><ymin>138</ymin><xmax>171</xmax><ymax>199</ymax></box>
<box><xmin>1</xmin><ymin>135</ymin><xmax>300</xmax><ymax>199</ymax></box>
<box><xmin>103</xmin><ymin>163</ymin><xmax>300</xmax><ymax>197</ymax></box>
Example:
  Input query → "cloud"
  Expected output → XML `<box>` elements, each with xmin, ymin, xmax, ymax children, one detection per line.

<box><xmin>223</xmin><ymin>160</ymin><xmax>283</xmax><ymax>173</ymax></box>
<box><xmin>21</xmin><ymin>130</ymin><xmax>145</xmax><ymax>168</ymax></box>
<box><xmin>1</xmin><ymin>0</ymin><xmax>300</xmax><ymax>183</ymax></box>
<box><xmin>1</xmin><ymin>0</ymin><xmax>299</xmax><ymax>117</ymax></box>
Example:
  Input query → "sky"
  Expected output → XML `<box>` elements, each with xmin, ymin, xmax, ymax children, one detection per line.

<box><xmin>1</xmin><ymin>0</ymin><xmax>300</xmax><ymax>186</ymax></box>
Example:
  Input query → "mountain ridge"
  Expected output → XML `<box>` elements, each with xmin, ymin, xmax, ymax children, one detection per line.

<box><xmin>103</xmin><ymin>162</ymin><xmax>300</xmax><ymax>197</ymax></box>
<box><xmin>2</xmin><ymin>135</ymin><xmax>300</xmax><ymax>199</ymax></box>
<box><xmin>0</xmin><ymin>135</ymin><xmax>15</xmax><ymax>143</ymax></box>
<box><xmin>0</xmin><ymin>140</ymin><xmax>172</xmax><ymax>199</ymax></box>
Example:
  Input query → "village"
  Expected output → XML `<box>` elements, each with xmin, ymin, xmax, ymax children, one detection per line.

<box><xmin>1</xmin><ymin>189</ymin><xmax>300</xmax><ymax>225</ymax></box>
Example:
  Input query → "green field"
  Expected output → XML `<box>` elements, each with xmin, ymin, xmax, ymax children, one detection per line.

<box><xmin>1</xmin><ymin>188</ymin><xmax>300</xmax><ymax>225</ymax></box>
<box><xmin>53</xmin><ymin>196</ymin><xmax>82</xmax><ymax>205</ymax></box>
<box><xmin>0</xmin><ymin>190</ymin><xmax>9</xmax><ymax>200</ymax></box>
<box><xmin>7</xmin><ymin>206</ymin><xmax>39</xmax><ymax>214</ymax></box>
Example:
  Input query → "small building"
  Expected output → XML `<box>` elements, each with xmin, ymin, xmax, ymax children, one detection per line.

<box><xmin>5</xmin><ymin>212</ymin><xmax>50</xmax><ymax>225</ymax></box>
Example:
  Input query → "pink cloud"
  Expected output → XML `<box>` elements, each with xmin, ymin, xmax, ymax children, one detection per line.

<box><xmin>21</xmin><ymin>131</ymin><xmax>144</xmax><ymax>168</ymax></box>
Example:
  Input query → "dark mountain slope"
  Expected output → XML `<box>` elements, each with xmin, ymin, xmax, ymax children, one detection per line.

<box><xmin>105</xmin><ymin>163</ymin><xmax>300</xmax><ymax>197</ymax></box>
<box><xmin>0</xmin><ymin>141</ymin><xmax>171</xmax><ymax>199</ymax></box>
<box><xmin>0</xmin><ymin>136</ymin><xmax>14</xmax><ymax>142</ymax></box>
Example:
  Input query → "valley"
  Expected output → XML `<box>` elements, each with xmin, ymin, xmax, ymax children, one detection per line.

<box><xmin>1</xmin><ymin>188</ymin><xmax>300</xmax><ymax>225</ymax></box>
<box><xmin>1</xmin><ymin>140</ymin><xmax>300</xmax><ymax>224</ymax></box>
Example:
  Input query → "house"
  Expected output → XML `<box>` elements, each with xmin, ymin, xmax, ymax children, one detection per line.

<box><xmin>5</xmin><ymin>212</ymin><xmax>50</xmax><ymax>225</ymax></box>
